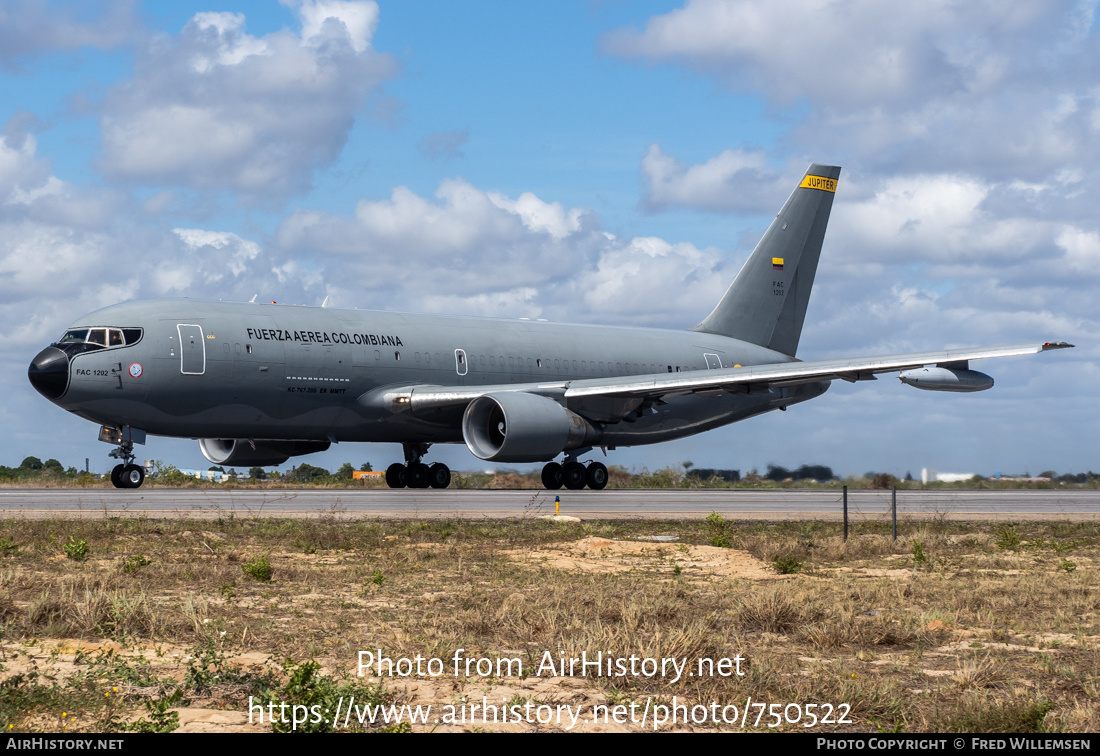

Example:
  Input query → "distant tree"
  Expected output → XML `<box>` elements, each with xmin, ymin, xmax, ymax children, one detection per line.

<box><xmin>683</xmin><ymin>461</ymin><xmax>694</xmax><ymax>470</ymax></box>
<box><xmin>227</xmin><ymin>468</ymin><xmax>238</xmax><ymax>479</ymax></box>
<box><xmin>249</xmin><ymin>466</ymin><xmax>267</xmax><ymax>480</ymax></box>
<box><xmin>359</xmin><ymin>463</ymin><xmax>373</xmax><ymax>472</ymax></box>
<box><xmin>794</xmin><ymin>464</ymin><xmax>833</xmax><ymax>481</ymax></box>
<box><xmin>1039</xmin><ymin>470</ymin><xmax>1056</xmax><ymax>479</ymax></box>
<box><xmin>905</xmin><ymin>471</ymin><xmax>914</xmax><ymax>481</ymax></box>
<box><xmin>42</xmin><ymin>459</ymin><xmax>65</xmax><ymax>474</ymax></box>
<box><xmin>871</xmin><ymin>473</ymin><xmax>895</xmax><ymax>489</ymax></box>
<box><xmin>335</xmin><ymin>463</ymin><xmax>355</xmax><ymax>480</ymax></box>
<box><xmin>286</xmin><ymin>463</ymin><xmax>329</xmax><ymax>483</ymax></box>
<box><xmin>208</xmin><ymin>465</ymin><xmax>225</xmax><ymax>473</ymax></box>
<box><xmin>766</xmin><ymin>465</ymin><xmax>792</xmax><ymax>482</ymax></box>
<box><xmin>19</xmin><ymin>456</ymin><xmax>43</xmax><ymax>471</ymax></box>
<box><xmin>687</xmin><ymin>468</ymin><xmax>740</xmax><ymax>483</ymax></box>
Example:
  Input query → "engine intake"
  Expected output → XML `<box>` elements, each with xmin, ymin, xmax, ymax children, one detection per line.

<box><xmin>198</xmin><ymin>439</ymin><xmax>331</xmax><ymax>467</ymax></box>
<box><xmin>462</xmin><ymin>392</ymin><xmax>601</xmax><ymax>462</ymax></box>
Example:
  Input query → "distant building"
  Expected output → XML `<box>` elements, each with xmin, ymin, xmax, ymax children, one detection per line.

<box><xmin>921</xmin><ymin>468</ymin><xmax>977</xmax><ymax>484</ymax></box>
<box><xmin>178</xmin><ymin>468</ymin><xmax>232</xmax><ymax>483</ymax></box>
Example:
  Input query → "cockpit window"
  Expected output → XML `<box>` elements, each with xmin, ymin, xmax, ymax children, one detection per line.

<box><xmin>55</xmin><ymin>327</ymin><xmax>143</xmax><ymax>350</ymax></box>
<box><xmin>59</xmin><ymin>329</ymin><xmax>88</xmax><ymax>344</ymax></box>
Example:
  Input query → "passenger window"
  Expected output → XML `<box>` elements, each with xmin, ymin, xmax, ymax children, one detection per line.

<box><xmin>374</xmin><ymin>350</ymin><xmax>380</xmax><ymax>360</ymax></box>
<box><xmin>395</xmin><ymin>351</ymin><xmax>400</xmax><ymax>361</ymax></box>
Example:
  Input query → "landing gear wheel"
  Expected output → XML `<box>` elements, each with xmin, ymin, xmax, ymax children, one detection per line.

<box><xmin>110</xmin><ymin>464</ymin><xmax>125</xmax><ymax>489</ymax></box>
<box><xmin>428</xmin><ymin>463</ymin><xmax>451</xmax><ymax>489</ymax></box>
<box><xmin>562</xmin><ymin>461</ymin><xmax>587</xmax><ymax>490</ymax></box>
<box><xmin>585</xmin><ymin>462</ymin><xmax>608</xmax><ymax>490</ymax></box>
<box><xmin>541</xmin><ymin>462</ymin><xmax>563</xmax><ymax>490</ymax></box>
<box><xmin>407</xmin><ymin>462</ymin><xmax>430</xmax><ymax>489</ymax></box>
<box><xmin>385</xmin><ymin>463</ymin><xmax>407</xmax><ymax>488</ymax></box>
<box><xmin>121</xmin><ymin>464</ymin><xmax>145</xmax><ymax>489</ymax></box>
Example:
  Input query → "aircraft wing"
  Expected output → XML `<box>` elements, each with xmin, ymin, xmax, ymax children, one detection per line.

<box><xmin>373</xmin><ymin>341</ymin><xmax>1072</xmax><ymax>422</ymax></box>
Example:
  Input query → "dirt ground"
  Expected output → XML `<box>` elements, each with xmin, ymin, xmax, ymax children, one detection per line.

<box><xmin>1</xmin><ymin>515</ymin><xmax>1097</xmax><ymax>733</ymax></box>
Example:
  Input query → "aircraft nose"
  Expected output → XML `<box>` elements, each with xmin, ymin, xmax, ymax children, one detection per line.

<box><xmin>28</xmin><ymin>346</ymin><xmax>70</xmax><ymax>400</ymax></box>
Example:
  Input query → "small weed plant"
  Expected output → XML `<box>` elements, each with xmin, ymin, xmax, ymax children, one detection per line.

<box><xmin>772</xmin><ymin>555</ymin><xmax>803</xmax><ymax>574</ymax></box>
<box><xmin>122</xmin><ymin>554</ymin><xmax>151</xmax><ymax>573</ymax></box>
<box><xmin>994</xmin><ymin>525</ymin><xmax>1022</xmax><ymax>551</ymax></box>
<box><xmin>63</xmin><ymin>536</ymin><xmax>89</xmax><ymax>562</ymax></box>
<box><xmin>912</xmin><ymin>540</ymin><xmax>928</xmax><ymax>568</ymax></box>
<box><xmin>242</xmin><ymin>555</ymin><xmax>273</xmax><ymax>582</ymax></box>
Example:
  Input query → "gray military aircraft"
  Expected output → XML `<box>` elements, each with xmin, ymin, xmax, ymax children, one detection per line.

<box><xmin>28</xmin><ymin>164</ymin><xmax>1072</xmax><ymax>490</ymax></box>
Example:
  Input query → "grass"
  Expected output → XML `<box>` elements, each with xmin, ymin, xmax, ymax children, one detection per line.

<box><xmin>0</xmin><ymin>516</ymin><xmax>1097</xmax><ymax>732</ymax></box>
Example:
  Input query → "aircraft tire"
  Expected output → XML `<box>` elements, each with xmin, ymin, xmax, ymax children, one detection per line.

<box><xmin>110</xmin><ymin>464</ymin><xmax>125</xmax><ymax>489</ymax></box>
<box><xmin>407</xmin><ymin>462</ymin><xmax>431</xmax><ymax>488</ymax></box>
<box><xmin>428</xmin><ymin>463</ymin><xmax>451</xmax><ymax>489</ymax></box>
<box><xmin>585</xmin><ymin>462</ymin><xmax>608</xmax><ymax>490</ymax></box>
<box><xmin>121</xmin><ymin>464</ymin><xmax>145</xmax><ymax>489</ymax></box>
<box><xmin>541</xmin><ymin>462</ymin><xmax>563</xmax><ymax>490</ymax></box>
<box><xmin>562</xmin><ymin>461</ymin><xmax>587</xmax><ymax>490</ymax></box>
<box><xmin>385</xmin><ymin>463</ymin><xmax>407</xmax><ymax>488</ymax></box>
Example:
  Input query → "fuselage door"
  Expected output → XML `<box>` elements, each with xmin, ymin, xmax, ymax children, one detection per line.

<box><xmin>178</xmin><ymin>324</ymin><xmax>206</xmax><ymax>375</ymax></box>
<box><xmin>455</xmin><ymin>348</ymin><xmax>468</xmax><ymax>376</ymax></box>
<box><xmin>704</xmin><ymin>353</ymin><xmax>723</xmax><ymax>370</ymax></box>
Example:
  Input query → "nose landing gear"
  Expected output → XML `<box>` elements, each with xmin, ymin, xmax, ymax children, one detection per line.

<box><xmin>104</xmin><ymin>428</ymin><xmax>146</xmax><ymax>489</ymax></box>
<box><xmin>386</xmin><ymin>443</ymin><xmax>451</xmax><ymax>489</ymax></box>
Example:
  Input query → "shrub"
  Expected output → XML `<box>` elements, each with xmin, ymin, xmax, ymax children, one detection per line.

<box><xmin>242</xmin><ymin>555</ymin><xmax>273</xmax><ymax>582</ymax></box>
<box><xmin>64</xmin><ymin>536</ymin><xmax>89</xmax><ymax>562</ymax></box>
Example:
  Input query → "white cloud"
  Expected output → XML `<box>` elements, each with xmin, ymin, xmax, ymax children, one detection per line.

<box><xmin>0</xmin><ymin>0</ymin><xmax>140</xmax><ymax>70</ymax></box>
<box><xmin>295</xmin><ymin>0</ymin><xmax>379</xmax><ymax>53</ymax></box>
<box><xmin>607</xmin><ymin>1</ymin><xmax>1100</xmax><ymax>181</ymax></box>
<box><xmin>277</xmin><ymin>178</ymin><xmax>729</xmax><ymax>328</ymax></box>
<box><xmin>605</xmin><ymin>0</ymin><xmax>1057</xmax><ymax>107</ymax></box>
<box><xmin>640</xmin><ymin>143</ymin><xmax>790</xmax><ymax>213</ymax></box>
<box><xmin>97</xmin><ymin>2</ymin><xmax>394</xmax><ymax>202</ymax></box>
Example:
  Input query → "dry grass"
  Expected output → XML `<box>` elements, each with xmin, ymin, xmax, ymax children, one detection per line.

<box><xmin>0</xmin><ymin>515</ymin><xmax>1097</xmax><ymax>732</ymax></box>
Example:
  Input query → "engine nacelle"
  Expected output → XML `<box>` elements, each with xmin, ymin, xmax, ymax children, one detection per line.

<box><xmin>198</xmin><ymin>439</ymin><xmax>331</xmax><ymax>467</ymax></box>
<box><xmin>462</xmin><ymin>392</ymin><xmax>601</xmax><ymax>462</ymax></box>
<box><xmin>899</xmin><ymin>367</ymin><xmax>994</xmax><ymax>393</ymax></box>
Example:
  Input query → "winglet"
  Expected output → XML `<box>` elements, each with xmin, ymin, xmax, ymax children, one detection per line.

<box><xmin>1041</xmin><ymin>341</ymin><xmax>1074</xmax><ymax>351</ymax></box>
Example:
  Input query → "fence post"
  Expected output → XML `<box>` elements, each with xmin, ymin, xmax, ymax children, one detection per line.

<box><xmin>891</xmin><ymin>485</ymin><xmax>897</xmax><ymax>542</ymax></box>
<box><xmin>843</xmin><ymin>485</ymin><xmax>848</xmax><ymax>541</ymax></box>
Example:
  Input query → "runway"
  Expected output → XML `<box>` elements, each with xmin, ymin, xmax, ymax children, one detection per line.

<box><xmin>1</xmin><ymin>487</ymin><xmax>1097</xmax><ymax>520</ymax></box>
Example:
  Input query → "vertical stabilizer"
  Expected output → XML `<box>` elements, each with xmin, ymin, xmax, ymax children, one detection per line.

<box><xmin>692</xmin><ymin>163</ymin><xmax>841</xmax><ymax>357</ymax></box>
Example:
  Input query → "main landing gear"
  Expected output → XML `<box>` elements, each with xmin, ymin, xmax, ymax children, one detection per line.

<box><xmin>541</xmin><ymin>458</ymin><xmax>608</xmax><ymax>490</ymax></box>
<box><xmin>108</xmin><ymin>438</ymin><xmax>145</xmax><ymax>489</ymax></box>
<box><xmin>385</xmin><ymin>442</ymin><xmax>451</xmax><ymax>489</ymax></box>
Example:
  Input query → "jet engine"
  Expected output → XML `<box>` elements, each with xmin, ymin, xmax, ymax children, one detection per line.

<box><xmin>462</xmin><ymin>392</ymin><xmax>601</xmax><ymax>462</ymax></box>
<box><xmin>198</xmin><ymin>439</ymin><xmax>331</xmax><ymax>467</ymax></box>
<box><xmin>898</xmin><ymin>366</ymin><xmax>993</xmax><ymax>393</ymax></box>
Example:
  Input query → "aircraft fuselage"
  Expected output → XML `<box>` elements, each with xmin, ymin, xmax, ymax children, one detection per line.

<box><xmin>40</xmin><ymin>299</ymin><xmax>824</xmax><ymax>449</ymax></box>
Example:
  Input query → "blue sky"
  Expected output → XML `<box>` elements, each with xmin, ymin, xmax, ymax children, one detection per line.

<box><xmin>2</xmin><ymin>0</ymin><xmax>1097</xmax><ymax>478</ymax></box>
